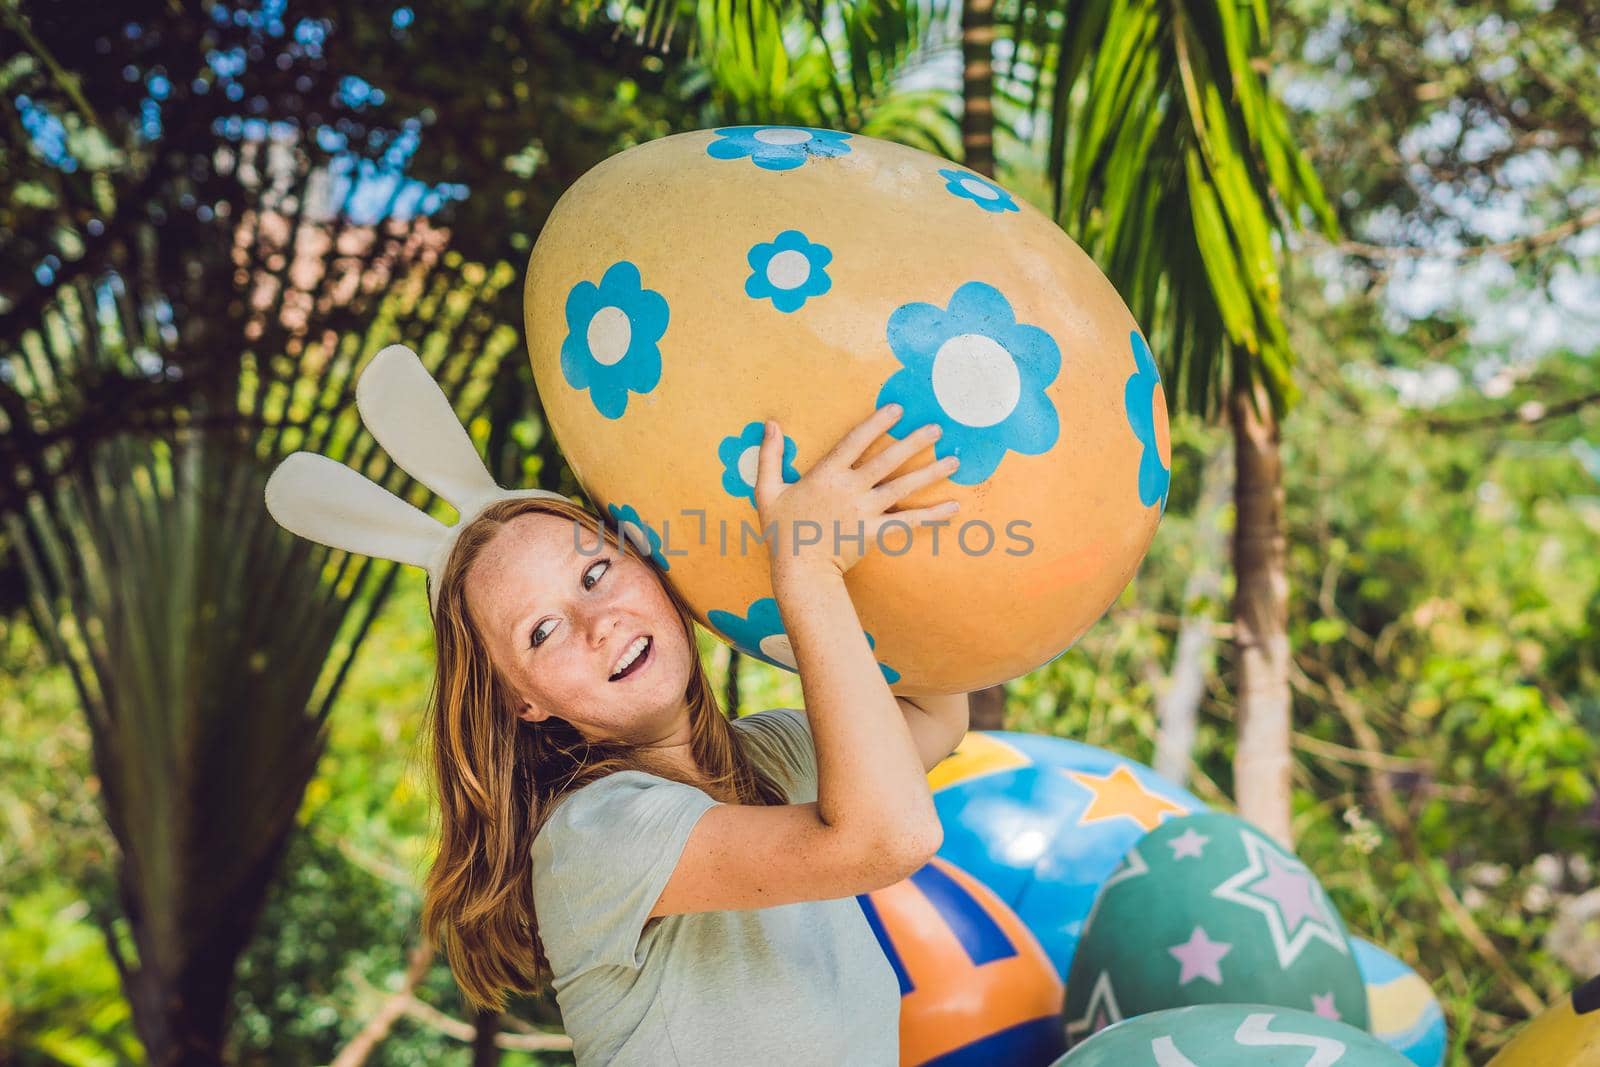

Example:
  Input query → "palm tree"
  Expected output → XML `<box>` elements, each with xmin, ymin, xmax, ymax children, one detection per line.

<box><xmin>961</xmin><ymin>0</ymin><xmax>1006</xmax><ymax>731</ymax></box>
<box><xmin>1004</xmin><ymin>0</ymin><xmax>1336</xmax><ymax>842</ymax></box>
<box><xmin>614</xmin><ymin>0</ymin><xmax>962</xmax><ymax>152</ymax></box>
<box><xmin>4</xmin><ymin>6</ymin><xmax>680</xmax><ymax>1058</ymax></box>
<box><xmin>961</xmin><ymin>0</ymin><xmax>998</xmax><ymax>178</ymax></box>
<box><xmin>1</xmin><ymin>136</ymin><xmax>518</xmax><ymax>1061</ymax></box>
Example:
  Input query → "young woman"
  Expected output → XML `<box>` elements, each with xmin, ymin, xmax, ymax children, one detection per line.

<box><xmin>419</xmin><ymin>402</ymin><xmax>971</xmax><ymax>1065</ymax></box>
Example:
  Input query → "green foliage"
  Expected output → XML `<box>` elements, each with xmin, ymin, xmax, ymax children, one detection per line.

<box><xmin>1004</xmin><ymin>0</ymin><xmax>1337</xmax><ymax>417</ymax></box>
<box><xmin>230</xmin><ymin>831</ymin><xmax>427</xmax><ymax>1066</ymax></box>
<box><xmin>1279</xmin><ymin>0</ymin><xmax>1600</xmax><ymax>251</ymax></box>
<box><xmin>596</xmin><ymin>0</ymin><xmax>964</xmax><ymax>155</ymax></box>
<box><xmin>315</xmin><ymin>1</ymin><xmax>695</xmax><ymax>268</ymax></box>
<box><xmin>0</xmin><ymin>620</ymin><xmax>137</xmax><ymax>1066</ymax></box>
<box><xmin>0</xmin><ymin>884</ymin><xmax>139</xmax><ymax>1067</ymax></box>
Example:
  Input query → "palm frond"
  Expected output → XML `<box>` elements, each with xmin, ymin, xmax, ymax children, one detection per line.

<box><xmin>1009</xmin><ymin>0</ymin><xmax>1335</xmax><ymax>417</ymax></box>
<box><xmin>598</xmin><ymin>0</ymin><xmax>963</xmax><ymax>146</ymax></box>
<box><xmin>0</xmin><ymin>128</ymin><xmax>522</xmax><ymax>1050</ymax></box>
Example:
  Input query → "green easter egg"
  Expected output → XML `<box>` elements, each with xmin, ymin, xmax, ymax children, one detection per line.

<box><xmin>1051</xmin><ymin>1004</ymin><xmax>1413</xmax><ymax>1065</ymax></box>
<box><xmin>1063</xmin><ymin>813</ymin><xmax>1369</xmax><ymax>1046</ymax></box>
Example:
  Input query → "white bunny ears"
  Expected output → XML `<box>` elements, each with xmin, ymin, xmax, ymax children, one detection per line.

<box><xmin>264</xmin><ymin>344</ymin><xmax>574</xmax><ymax>614</ymax></box>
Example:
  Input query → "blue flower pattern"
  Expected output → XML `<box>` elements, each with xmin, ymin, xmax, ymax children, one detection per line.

<box><xmin>560</xmin><ymin>261</ymin><xmax>669</xmax><ymax>419</ymax></box>
<box><xmin>938</xmin><ymin>168</ymin><xmax>1019</xmax><ymax>214</ymax></box>
<box><xmin>719</xmin><ymin>422</ymin><xmax>800</xmax><ymax>505</ymax></box>
<box><xmin>706</xmin><ymin>126</ymin><xmax>853</xmax><ymax>171</ymax></box>
<box><xmin>1123</xmin><ymin>331</ymin><xmax>1170</xmax><ymax>512</ymax></box>
<box><xmin>875</xmin><ymin>281</ymin><xmax>1060</xmax><ymax>485</ymax></box>
<box><xmin>709</xmin><ymin>596</ymin><xmax>901</xmax><ymax>683</ymax></box>
<box><xmin>607</xmin><ymin>502</ymin><xmax>670</xmax><ymax>571</ymax></box>
<box><xmin>745</xmin><ymin>230</ymin><xmax>834</xmax><ymax>312</ymax></box>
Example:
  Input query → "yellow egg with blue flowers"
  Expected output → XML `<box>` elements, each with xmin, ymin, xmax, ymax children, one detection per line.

<box><xmin>523</xmin><ymin>126</ymin><xmax>1170</xmax><ymax>694</ymax></box>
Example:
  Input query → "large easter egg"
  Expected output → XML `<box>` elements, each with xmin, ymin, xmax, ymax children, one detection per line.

<box><xmin>1063</xmin><ymin>813</ymin><xmax>1368</xmax><ymax>1047</ymax></box>
<box><xmin>1489</xmin><ymin>974</ymin><xmax>1600</xmax><ymax>1066</ymax></box>
<box><xmin>1352</xmin><ymin>937</ymin><xmax>1447</xmax><ymax>1067</ymax></box>
<box><xmin>1050</xmin><ymin>1004</ymin><xmax>1413</xmax><ymax>1066</ymax></box>
<box><xmin>857</xmin><ymin>856</ymin><xmax>1065</xmax><ymax>1065</ymax></box>
<box><xmin>928</xmin><ymin>730</ymin><xmax>1206</xmax><ymax>982</ymax></box>
<box><xmin>523</xmin><ymin>125</ymin><xmax>1171</xmax><ymax>694</ymax></box>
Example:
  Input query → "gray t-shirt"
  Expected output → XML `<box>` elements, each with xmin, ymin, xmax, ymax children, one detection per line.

<box><xmin>530</xmin><ymin>708</ymin><xmax>902</xmax><ymax>1066</ymax></box>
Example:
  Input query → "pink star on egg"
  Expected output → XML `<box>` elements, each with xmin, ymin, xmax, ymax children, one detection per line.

<box><xmin>1169</xmin><ymin>926</ymin><xmax>1232</xmax><ymax>986</ymax></box>
<box><xmin>1247</xmin><ymin>850</ymin><xmax>1327</xmax><ymax>933</ymax></box>
<box><xmin>1311</xmin><ymin>992</ymin><xmax>1341</xmax><ymax>1020</ymax></box>
<box><xmin>1167</xmin><ymin>827</ymin><xmax>1209</xmax><ymax>860</ymax></box>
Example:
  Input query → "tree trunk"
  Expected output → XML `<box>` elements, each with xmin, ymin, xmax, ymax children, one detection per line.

<box><xmin>961</xmin><ymin>0</ymin><xmax>996</xmax><ymax>178</ymax></box>
<box><xmin>725</xmin><ymin>648</ymin><xmax>743</xmax><ymax>719</ymax></box>
<box><xmin>1230</xmin><ymin>378</ymin><xmax>1293</xmax><ymax>846</ymax></box>
<box><xmin>111</xmin><ymin>730</ymin><xmax>306</xmax><ymax>1067</ymax></box>
<box><xmin>1154</xmin><ymin>442</ymin><xmax>1232</xmax><ymax>783</ymax></box>
<box><xmin>962</xmin><ymin>0</ymin><xmax>1001</xmax><ymax>727</ymax></box>
<box><xmin>472</xmin><ymin>1009</ymin><xmax>502</xmax><ymax>1066</ymax></box>
<box><xmin>969</xmin><ymin>684</ymin><xmax>1006</xmax><ymax>731</ymax></box>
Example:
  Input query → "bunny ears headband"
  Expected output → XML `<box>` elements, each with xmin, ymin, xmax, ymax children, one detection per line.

<box><xmin>263</xmin><ymin>344</ymin><xmax>576</xmax><ymax>614</ymax></box>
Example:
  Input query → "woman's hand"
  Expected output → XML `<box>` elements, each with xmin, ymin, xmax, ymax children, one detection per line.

<box><xmin>753</xmin><ymin>404</ymin><xmax>961</xmax><ymax>580</ymax></box>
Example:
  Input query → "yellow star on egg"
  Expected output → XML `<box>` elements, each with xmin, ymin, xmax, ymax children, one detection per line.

<box><xmin>1064</xmin><ymin>766</ymin><xmax>1185</xmax><ymax>831</ymax></box>
<box><xmin>927</xmin><ymin>732</ymin><xmax>1031</xmax><ymax>792</ymax></box>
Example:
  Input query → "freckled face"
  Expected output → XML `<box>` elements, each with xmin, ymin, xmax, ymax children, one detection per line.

<box><xmin>464</xmin><ymin>512</ymin><xmax>694</xmax><ymax>744</ymax></box>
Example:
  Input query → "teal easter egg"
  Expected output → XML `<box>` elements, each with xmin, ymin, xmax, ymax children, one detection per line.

<box><xmin>1050</xmin><ymin>1004</ymin><xmax>1413</xmax><ymax>1065</ymax></box>
<box><xmin>1352</xmin><ymin>937</ymin><xmax>1447</xmax><ymax>1067</ymax></box>
<box><xmin>1063</xmin><ymin>813</ymin><xmax>1368</xmax><ymax>1047</ymax></box>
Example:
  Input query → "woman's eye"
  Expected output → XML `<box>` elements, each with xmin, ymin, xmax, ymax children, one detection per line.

<box><xmin>531</xmin><ymin>558</ymin><xmax>610</xmax><ymax>649</ymax></box>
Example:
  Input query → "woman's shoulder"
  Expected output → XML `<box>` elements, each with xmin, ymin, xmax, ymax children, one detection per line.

<box><xmin>732</xmin><ymin>707</ymin><xmax>816</xmax><ymax>800</ymax></box>
<box><xmin>534</xmin><ymin>771</ymin><xmax>703</xmax><ymax>852</ymax></box>
<box><xmin>528</xmin><ymin>770</ymin><xmax>723</xmax><ymax>976</ymax></box>
<box><xmin>732</xmin><ymin>706</ymin><xmax>809</xmax><ymax>736</ymax></box>
<box><xmin>543</xmin><ymin>768</ymin><xmax>695</xmax><ymax>816</ymax></box>
<box><xmin>530</xmin><ymin>771</ymin><xmax>721</xmax><ymax>931</ymax></box>
<box><xmin>732</xmin><ymin>707</ymin><xmax>812</xmax><ymax>757</ymax></box>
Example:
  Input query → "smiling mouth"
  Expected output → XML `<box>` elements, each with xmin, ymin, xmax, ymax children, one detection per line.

<box><xmin>608</xmin><ymin>635</ymin><xmax>653</xmax><ymax>681</ymax></box>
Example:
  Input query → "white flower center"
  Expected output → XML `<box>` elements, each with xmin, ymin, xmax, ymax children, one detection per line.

<box><xmin>586</xmin><ymin>306</ymin><xmax>632</xmax><ymax>365</ymax></box>
<box><xmin>738</xmin><ymin>445</ymin><xmax>762</xmax><ymax>487</ymax></box>
<box><xmin>758</xmin><ymin>633</ymin><xmax>798</xmax><ymax>669</ymax></box>
<box><xmin>620</xmin><ymin>519</ymin><xmax>651</xmax><ymax>556</ymax></box>
<box><xmin>765</xmin><ymin>249</ymin><xmax>811</xmax><ymax>290</ymax></box>
<box><xmin>932</xmin><ymin>333</ymin><xmax>1022</xmax><ymax>427</ymax></box>
<box><xmin>754</xmin><ymin>128</ymin><xmax>811</xmax><ymax>146</ymax></box>
<box><xmin>959</xmin><ymin>177</ymin><xmax>1001</xmax><ymax>201</ymax></box>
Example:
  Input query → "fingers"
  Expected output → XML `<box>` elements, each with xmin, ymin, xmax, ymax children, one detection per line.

<box><xmin>866</xmin><ymin>501</ymin><xmax>960</xmax><ymax>540</ymax></box>
<box><xmin>820</xmin><ymin>403</ymin><xmax>903</xmax><ymax>472</ymax></box>
<box><xmin>871</xmin><ymin>451</ymin><xmax>961</xmax><ymax>507</ymax></box>
<box><xmin>752</xmin><ymin>419</ymin><xmax>783</xmax><ymax>510</ymax></box>
<box><xmin>857</xmin><ymin>421</ymin><xmax>943</xmax><ymax>484</ymax></box>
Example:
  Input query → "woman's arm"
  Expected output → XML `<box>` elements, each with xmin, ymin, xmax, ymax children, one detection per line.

<box><xmin>895</xmin><ymin>693</ymin><xmax>971</xmax><ymax>773</ymax></box>
<box><xmin>770</xmin><ymin>560</ymin><xmax>942</xmax><ymax>858</ymax></box>
<box><xmin>647</xmin><ymin>406</ymin><xmax>962</xmax><ymax>918</ymax></box>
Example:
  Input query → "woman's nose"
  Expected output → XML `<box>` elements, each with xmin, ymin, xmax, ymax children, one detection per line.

<box><xmin>586</xmin><ymin>610</ymin><xmax>621</xmax><ymax>648</ymax></box>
